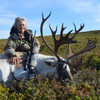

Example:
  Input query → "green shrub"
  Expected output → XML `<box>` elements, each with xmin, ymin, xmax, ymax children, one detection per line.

<box><xmin>0</xmin><ymin>69</ymin><xmax>98</xmax><ymax>100</ymax></box>
<box><xmin>88</xmin><ymin>53</ymin><xmax>100</xmax><ymax>70</ymax></box>
<box><xmin>0</xmin><ymin>85</ymin><xmax>9</xmax><ymax>100</ymax></box>
<box><xmin>9</xmin><ymin>92</ymin><xmax>25</xmax><ymax>100</ymax></box>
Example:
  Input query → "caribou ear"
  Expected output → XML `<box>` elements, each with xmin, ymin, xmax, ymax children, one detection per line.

<box><xmin>44</xmin><ymin>59</ymin><xmax>57</xmax><ymax>67</ymax></box>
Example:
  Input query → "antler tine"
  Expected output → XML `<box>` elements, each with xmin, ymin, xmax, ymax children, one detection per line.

<box><xmin>86</xmin><ymin>38</ymin><xmax>97</xmax><ymax>50</ymax></box>
<box><xmin>67</xmin><ymin>38</ymin><xmax>97</xmax><ymax>60</ymax></box>
<box><xmin>71</xmin><ymin>23</ymin><xmax>84</xmax><ymax>39</ymax></box>
<box><xmin>49</xmin><ymin>24</ymin><xmax>58</xmax><ymax>41</ymax></box>
<box><xmin>84</xmin><ymin>38</ymin><xmax>97</xmax><ymax>51</ymax></box>
<box><xmin>41</xmin><ymin>12</ymin><xmax>54</xmax><ymax>53</ymax></box>
<box><xmin>87</xmin><ymin>38</ymin><xmax>97</xmax><ymax>45</ymax></box>
<box><xmin>65</xmin><ymin>30</ymin><xmax>73</xmax><ymax>38</ymax></box>
<box><xmin>60</xmin><ymin>23</ymin><xmax>67</xmax><ymax>38</ymax></box>
<box><xmin>42</xmin><ymin>12</ymin><xmax>51</xmax><ymax>22</ymax></box>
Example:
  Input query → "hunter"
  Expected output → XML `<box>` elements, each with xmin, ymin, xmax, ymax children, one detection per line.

<box><xmin>4</xmin><ymin>17</ymin><xmax>40</xmax><ymax>65</ymax></box>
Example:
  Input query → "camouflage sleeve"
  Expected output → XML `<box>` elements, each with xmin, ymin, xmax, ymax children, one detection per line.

<box><xmin>4</xmin><ymin>36</ymin><xmax>17</xmax><ymax>58</ymax></box>
<box><xmin>33</xmin><ymin>38</ymin><xmax>40</xmax><ymax>53</ymax></box>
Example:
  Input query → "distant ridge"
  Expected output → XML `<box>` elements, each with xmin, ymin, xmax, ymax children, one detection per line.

<box><xmin>0</xmin><ymin>30</ymin><xmax>100</xmax><ymax>40</ymax></box>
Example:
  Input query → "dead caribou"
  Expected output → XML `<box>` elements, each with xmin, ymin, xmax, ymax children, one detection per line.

<box><xmin>0</xmin><ymin>13</ymin><xmax>97</xmax><ymax>82</ymax></box>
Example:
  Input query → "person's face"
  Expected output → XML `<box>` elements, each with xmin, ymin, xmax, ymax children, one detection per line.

<box><xmin>17</xmin><ymin>20</ymin><xmax>26</xmax><ymax>33</ymax></box>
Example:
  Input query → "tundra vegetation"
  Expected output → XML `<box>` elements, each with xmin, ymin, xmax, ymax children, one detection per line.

<box><xmin>0</xmin><ymin>30</ymin><xmax>100</xmax><ymax>99</ymax></box>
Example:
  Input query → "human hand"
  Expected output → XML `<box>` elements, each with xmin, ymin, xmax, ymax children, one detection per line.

<box><xmin>8</xmin><ymin>57</ymin><xmax>21</xmax><ymax>65</ymax></box>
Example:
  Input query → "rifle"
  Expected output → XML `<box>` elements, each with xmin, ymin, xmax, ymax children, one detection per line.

<box><xmin>24</xmin><ymin>31</ymin><xmax>36</xmax><ymax>70</ymax></box>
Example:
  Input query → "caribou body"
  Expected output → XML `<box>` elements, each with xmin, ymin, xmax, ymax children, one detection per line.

<box><xmin>0</xmin><ymin>53</ymin><xmax>71</xmax><ymax>82</ymax></box>
<box><xmin>0</xmin><ymin>12</ymin><xmax>97</xmax><ymax>82</ymax></box>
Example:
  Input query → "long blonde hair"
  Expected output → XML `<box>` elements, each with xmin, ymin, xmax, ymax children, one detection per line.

<box><xmin>13</xmin><ymin>17</ymin><xmax>27</xmax><ymax>29</ymax></box>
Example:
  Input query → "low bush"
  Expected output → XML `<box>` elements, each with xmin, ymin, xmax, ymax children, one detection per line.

<box><xmin>86</xmin><ymin>53</ymin><xmax>100</xmax><ymax>70</ymax></box>
<box><xmin>0</xmin><ymin>69</ymin><xmax>99</xmax><ymax>100</ymax></box>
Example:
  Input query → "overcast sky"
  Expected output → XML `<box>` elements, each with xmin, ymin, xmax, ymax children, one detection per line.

<box><xmin>0</xmin><ymin>0</ymin><xmax>100</xmax><ymax>39</ymax></box>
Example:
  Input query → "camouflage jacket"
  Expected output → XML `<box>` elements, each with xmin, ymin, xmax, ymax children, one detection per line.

<box><xmin>4</xmin><ymin>28</ymin><xmax>40</xmax><ymax>58</ymax></box>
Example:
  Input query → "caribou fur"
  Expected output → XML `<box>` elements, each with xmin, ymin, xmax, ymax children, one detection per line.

<box><xmin>0</xmin><ymin>52</ymin><xmax>72</xmax><ymax>82</ymax></box>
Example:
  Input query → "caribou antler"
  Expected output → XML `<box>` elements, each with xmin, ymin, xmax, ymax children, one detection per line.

<box><xmin>40</xmin><ymin>12</ymin><xmax>61</xmax><ymax>61</ymax></box>
<box><xmin>67</xmin><ymin>38</ymin><xmax>97</xmax><ymax>60</ymax></box>
<box><xmin>49</xmin><ymin>23</ymin><xmax>84</xmax><ymax>53</ymax></box>
<box><xmin>40</xmin><ymin>12</ymin><xmax>97</xmax><ymax>66</ymax></box>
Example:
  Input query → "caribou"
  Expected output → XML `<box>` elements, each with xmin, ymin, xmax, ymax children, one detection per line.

<box><xmin>0</xmin><ymin>13</ymin><xmax>97</xmax><ymax>83</ymax></box>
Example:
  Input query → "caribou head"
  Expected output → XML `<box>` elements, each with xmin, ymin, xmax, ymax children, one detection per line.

<box><xmin>40</xmin><ymin>12</ymin><xmax>97</xmax><ymax>79</ymax></box>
